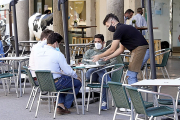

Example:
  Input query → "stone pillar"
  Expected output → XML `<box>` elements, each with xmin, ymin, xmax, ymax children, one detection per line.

<box><xmin>53</xmin><ymin>0</ymin><xmax>65</xmax><ymax>55</ymax></box>
<box><xmin>86</xmin><ymin>0</ymin><xmax>96</xmax><ymax>37</ymax></box>
<box><xmin>16</xmin><ymin>0</ymin><xmax>29</xmax><ymax>41</ymax></box>
<box><xmin>106</xmin><ymin>0</ymin><xmax>124</xmax><ymax>40</ymax></box>
<box><xmin>29</xmin><ymin>0</ymin><xmax>34</xmax><ymax>17</ymax></box>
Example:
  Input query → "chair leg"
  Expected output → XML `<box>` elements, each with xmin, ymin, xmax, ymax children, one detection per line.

<box><xmin>2</xmin><ymin>79</ymin><xmax>7</xmax><ymax>96</ymax></box>
<box><xmin>53</xmin><ymin>92</ymin><xmax>60</xmax><ymax>119</ymax></box>
<box><xmin>48</xmin><ymin>92</ymin><xmax>51</xmax><ymax>113</ymax></box>
<box><xmin>160</xmin><ymin>67</ymin><xmax>166</xmax><ymax>78</ymax></box>
<box><xmin>113</xmin><ymin>107</ymin><xmax>118</xmax><ymax>120</ymax></box>
<box><xmin>106</xmin><ymin>88</ymin><xmax>109</xmax><ymax>109</ymax></box>
<box><xmin>135</xmin><ymin>114</ymin><xmax>139</xmax><ymax>120</ymax></box>
<box><xmin>98</xmin><ymin>86</ymin><xmax>103</xmax><ymax>115</ymax></box>
<box><xmin>149</xmin><ymin>116</ymin><xmax>153</xmax><ymax>120</ymax></box>
<box><xmin>26</xmin><ymin>86</ymin><xmax>34</xmax><ymax>109</ymax></box>
<box><xmin>29</xmin><ymin>87</ymin><xmax>39</xmax><ymax>112</ymax></box>
<box><xmin>164</xmin><ymin>67</ymin><xmax>170</xmax><ymax>79</ymax></box>
<box><xmin>23</xmin><ymin>76</ymin><xmax>27</xmax><ymax>94</ymax></box>
<box><xmin>86</xmin><ymin>87</ymin><xmax>91</xmax><ymax>112</ymax></box>
<box><xmin>72</xmin><ymin>87</ymin><xmax>79</xmax><ymax>114</ymax></box>
<box><xmin>35</xmin><ymin>92</ymin><xmax>42</xmax><ymax>118</ymax></box>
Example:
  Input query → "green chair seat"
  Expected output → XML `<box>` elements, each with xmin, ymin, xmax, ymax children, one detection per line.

<box><xmin>144</xmin><ymin>101</ymin><xmax>154</xmax><ymax>108</ymax></box>
<box><xmin>58</xmin><ymin>88</ymin><xmax>72</xmax><ymax>92</ymax></box>
<box><xmin>0</xmin><ymin>73</ymin><xmax>13</xmax><ymax>78</ymax></box>
<box><xmin>9</xmin><ymin>69</ymin><xmax>27</xmax><ymax>74</ymax></box>
<box><xmin>158</xmin><ymin>99</ymin><xmax>180</xmax><ymax>105</ymax></box>
<box><xmin>146</xmin><ymin>106</ymin><xmax>180</xmax><ymax>117</ymax></box>
<box><xmin>87</xmin><ymin>84</ymin><xmax>109</xmax><ymax>88</ymax></box>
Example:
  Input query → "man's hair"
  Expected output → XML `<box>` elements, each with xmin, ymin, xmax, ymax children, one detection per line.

<box><xmin>103</xmin><ymin>13</ymin><xmax>119</xmax><ymax>25</ymax></box>
<box><xmin>44</xmin><ymin>10</ymin><xmax>51</xmax><ymax>14</ymax></box>
<box><xmin>125</xmin><ymin>9</ymin><xmax>134</xmax><ymax>14</ymax></box>
<box><xmin>40</xmin><ymin>29</ymin><xmax>54</xmax><ymax>40</ymax></box>
<box><xmin>94</xmin><ymin>34</ymin><xmax>104</xmax><ymax>42</ymax></box>
<box><xmin>47</xmin><ymin>32</ymin><xmax>63</xmax><ymax>44</ymax></box>
<box><xmin>137</xmin><ymin>8</ymin><xmax>143</xmax><ymax>13</ymax></box>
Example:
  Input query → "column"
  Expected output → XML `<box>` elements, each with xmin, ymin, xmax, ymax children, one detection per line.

<box><xmin>16</xmin><ymin>0</ymin><xmax>29</xmax><ymax>41</ymax></box>
<box><xmin>53</xmin><ymin>0</ymin><xmax>66</xmax><ymax>55</ymax></box>
<box><xmin>106</xmin><ymin>0</ymin><xmax>124</xmax><ymax>40</ymax></box>
<box><xmin>86</xmin><ymin>0</ymin><xmax>96</xmax><ymax>37</ymax></box>
<box><xmin>29</xmin><ymin>0</ymin><xmax>34</xmax><ymax>17</ymax></box>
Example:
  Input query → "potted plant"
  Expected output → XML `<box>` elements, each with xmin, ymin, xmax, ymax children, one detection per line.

<box><xmin>132</xmin><ymin>20</ymin><xmax>136</xmax><ymax>27</ymax></box>
<box><xmin>74</xmin><ymin>20</ymin><xmax>78</xmax><ymax>27</ymax></box>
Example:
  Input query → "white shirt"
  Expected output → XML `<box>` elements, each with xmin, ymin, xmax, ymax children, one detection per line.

<box><xmin>130</xmin><ymin>13</ymin><xmax>147</xmax><ymax>35</ymax></box>
<box><xmin>34</xmin><ymin>45</ymin><xmax>78</xmax><ymax>79</ymax></box>
<box><xmin>29</xmin><ymin>40</ymin><xmax>47</xmax><ymax>77</ymax></box>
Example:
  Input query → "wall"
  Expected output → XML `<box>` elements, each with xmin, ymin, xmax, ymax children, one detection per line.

<box><xmin>96</xmin><ymin>0</ymin><xmax>107</xmax><ymax>41</ymax></box>
<box><xmin>145</xmin><ymin>0</ymin><xmax>170</xmax><ymax>45</ymax></box>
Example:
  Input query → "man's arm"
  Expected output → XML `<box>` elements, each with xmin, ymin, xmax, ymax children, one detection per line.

<box><xmin>104</xmin><ymin>43</ymin><xmax>125</xmax><ymax>61</ymax></box>
<box><xmin>92</xmin><ymin>40</ymin><xmax>120</xmax><ymax>62</ymax></box>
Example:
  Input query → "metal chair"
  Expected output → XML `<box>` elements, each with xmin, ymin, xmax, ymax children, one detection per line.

<box><xmin>35</xmin><ymin>70</ymin><xmax>79</xmax><ymax>119</ymax></box>
<box><xmin>86</xmin><ymin>64</ymin><xmax>124</xmax><ymax>114</ymax></box>
<box><xmin>147</xmin><ymin>48</ymin><xmax>171</xmax><ymax>79</ymax></box>
<box><xmin>23</xmin><ymin>66</ymin><xmax>39</xmax><ymax>112</ymax></box>
<box><xmin>108</xmin><ymin>81</ymin><xmax>154</xmax><ymax>120</ymax></box>
<box><xmin>126</xmin><ymin>86</ymin><xmax>179</xmax><ymax>120</ymax></box>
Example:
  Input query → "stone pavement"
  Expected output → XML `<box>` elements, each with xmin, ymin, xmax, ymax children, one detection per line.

<box><xmin>0</xmin><ymin>58</ymin><xmax>180</xmax><ymax>120</ymax></box>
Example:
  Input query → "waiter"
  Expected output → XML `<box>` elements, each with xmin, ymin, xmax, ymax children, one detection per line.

<box><xmin>92</xmin><ymin>13</ymin><xmax>150</xmax><ymax>84</ymax></box>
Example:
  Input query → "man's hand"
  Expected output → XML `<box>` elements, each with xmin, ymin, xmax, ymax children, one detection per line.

<box><xmin>103</xmin><ymin>56</ymin><xmax>110</xmax><ymax>61</ymax></box>
<box><xmin>92</xmin><ymin>55</ymin><xmax>100</xmax><ymax>62</ymax></box>
<box><xmin>77</xmin><ymin>76</ymin><xmax>82</xmax><ymax>82</ymax></box>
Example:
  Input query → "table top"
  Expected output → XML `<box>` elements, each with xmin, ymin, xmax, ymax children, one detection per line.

<box><xmin>19</xmin><ymin>41</ymin><xmax>38</xmax><ymax>43</ymax></box>
<box><xmin>73</xmin><ymin>26</ymin><xmax>97</xmax><ymax>29</ymax></box>
<box><xmin>131</xmin><ymin>79</ymin><xmax>180</xmax><ymax>86</ymax></box>
<box><xmin>136</xmin><ymin>27</ymin><xmax>158</xmax><ymax>30</ymax></box>
<box><xmin>73</xmin><ymin>64</ymin><xmax>103</xmax><ymax>69</ymax></box>
<box><xmin>0</xmin><ymin>57</ymin><xmax>29</xmax><ymax>60</ymax></box>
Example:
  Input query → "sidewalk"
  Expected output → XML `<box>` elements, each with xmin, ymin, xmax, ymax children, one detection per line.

<box><xmin>0</xmin><ymin>58</ymin><xmax>180</xmax><ymax>120</ymax></box>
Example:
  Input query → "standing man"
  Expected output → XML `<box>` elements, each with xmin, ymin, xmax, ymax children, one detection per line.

<box><xmin>178</xmin><ymin>35</ymin><xmax>180</xmax><ymax>42</ymax></box>
<box><xmin>124</xmin><ymin>9</ymin><xmax>134</xmax><ymax>24</ymax></box>
<box><xmin>92</xmin><ymin>13</ymin><xmax>150</xmax><ymax>84</ymax></box>
<box><xmin>130</xmin><ymin>8</ymin><xmax>147</xmax><ymax>35</ymax></box>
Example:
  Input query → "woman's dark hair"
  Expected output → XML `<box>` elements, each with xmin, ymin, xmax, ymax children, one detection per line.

<box><xmin>47</xmin><ymin>32</ymin><xmax>63</xmax><ymax>44</ymax></box>
<box><xmin>40</xmin><ymin>29</ymin><xmax>54</xmax><ymax>40</ymax></box>
<box><xmin>94</xmin><ymin>34</ymin><xmax>104</xmax><ymax>42</ymax></box>
<box><xmin>103</xmin><ymin>13</ymin><xmax>119</xmax><ymax>25</ymax></box>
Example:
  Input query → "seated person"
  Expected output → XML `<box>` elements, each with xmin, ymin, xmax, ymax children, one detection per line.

<box><xmin>82</xmin><ymin>34</ymin><xmax>111</xmax><ymax>111</ymax></box>
<box><xmin>34</xmin><ymin>32</ymin><xmax>81</xmax><ymax>115</ymax></box>
<box><xmin>29</xmin><ymin>29</ymin><xmax>53</xmax><ymax>81</ymax></box>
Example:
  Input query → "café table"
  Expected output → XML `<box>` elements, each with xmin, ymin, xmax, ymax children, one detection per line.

<box><xmin>73</xmin><ymin>26</ymin><xmax>97</xmax><ymax>38</ymax></box>
<box><xmin>0</xmin><ymin>57</ymin><xmax>29</xmax><ymax>97</ymax></box>
<box><xmin>72</xmin><ymin>64</ymin><xmax>104</xmax><ymax>114</ymax></box>
<box><xmin>130</xmin><ymin>79</ymin><xmax>180</xmax><ymax>120</ymax></box>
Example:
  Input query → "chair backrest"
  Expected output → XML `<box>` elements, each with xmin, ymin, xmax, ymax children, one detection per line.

<box><xmin>111</xmin><ymin>64</ymin><xmax>124</xmax><ymax>82</ymax></box>
<box><xmin>35</xmin><ymin>70</ymin><xmax>57</xmax><ymax>92</ymax></box>
<box><xmin>23</xmin><ymin>66</ymin><xmax>37</xmax><ymax>87</ymax></box>
<box><xmin>126</xmin><ymin>86</ymin><xmax>147</xmax><ymax>115</ymax></box>
<box><xmin>161</xmin><ymin>48</ymin><xmax>171</xmax><ymax>66</ymax></box>
<box><xmin>108</xmin><ymin>81</ymin><xmax>131</xmax><ymax>109</ymax></box>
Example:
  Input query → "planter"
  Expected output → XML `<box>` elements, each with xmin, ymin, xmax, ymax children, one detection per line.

<box><xmin>74</xmin><ymin>22</ymin><xmax>77</xmax><ymax>27</ymax></box>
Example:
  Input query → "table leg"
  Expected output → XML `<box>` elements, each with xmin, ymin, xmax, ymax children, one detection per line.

<box><xmin>18</xmin><ymin>61</ymin><xmax>22</xmax><ymax>97</ymax></box>
<box><xmin>80</xmin><ymin>70</ymin><xmax>85</xmax><ymax>114</ymax></box>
